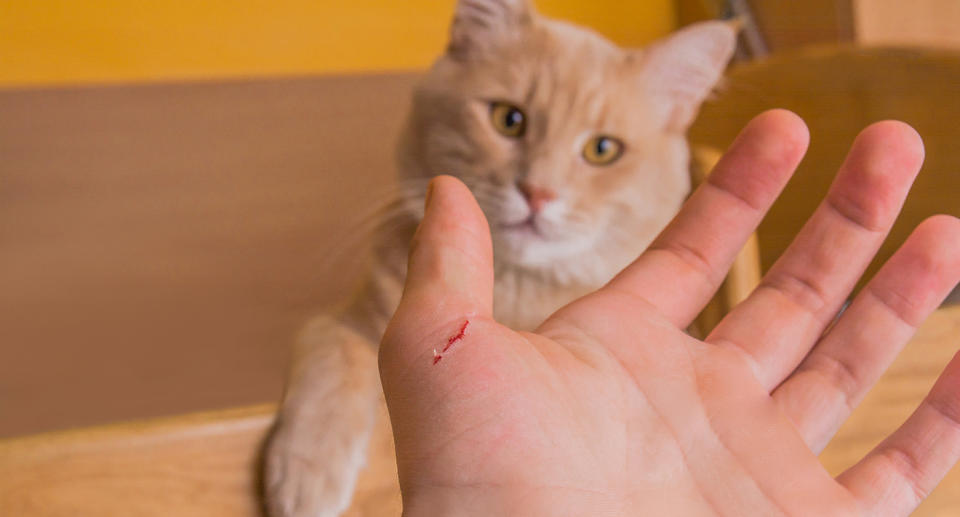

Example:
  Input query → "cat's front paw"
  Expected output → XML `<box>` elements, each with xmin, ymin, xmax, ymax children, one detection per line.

<box><xmin>263</xmin><ymin>420</ymin><xmax>369</xmax><ymax>517</ymax></box>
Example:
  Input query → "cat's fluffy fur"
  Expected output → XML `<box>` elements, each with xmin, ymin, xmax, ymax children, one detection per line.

<box><xmin>263</xmin><ymin>1</ymin><xmax>737</xmax><ymax>516</ymax></box>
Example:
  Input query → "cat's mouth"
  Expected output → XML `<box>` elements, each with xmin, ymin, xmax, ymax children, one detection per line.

<box><xmin>499</xmin><ymin>216</ymin><xmax>546</xmax><ymax>238</ymax></box>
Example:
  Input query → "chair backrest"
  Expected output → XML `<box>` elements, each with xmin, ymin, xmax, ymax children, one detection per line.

<box><xmin>691</xmin><ymin>46</ymin><xmax>960</xmax><ymax>291</ymax></box>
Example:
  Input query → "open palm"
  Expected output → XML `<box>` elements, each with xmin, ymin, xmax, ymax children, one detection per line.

<box><xmin>379</xmin><ymin>111</ymin><xmax>960</xmax><ymax>516</ymax></box>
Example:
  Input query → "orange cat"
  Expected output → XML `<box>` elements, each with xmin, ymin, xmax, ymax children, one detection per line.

<box><xmin>264</xmin><ymin>1</ymin><xmax>737</xmax><ymax>515</ymax></box>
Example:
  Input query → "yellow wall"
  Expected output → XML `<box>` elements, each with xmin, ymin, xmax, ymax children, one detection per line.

<box><xmin>0</xmin><ymin>0</ymin><xmax>676</xmax><ymax>87</ymax></box>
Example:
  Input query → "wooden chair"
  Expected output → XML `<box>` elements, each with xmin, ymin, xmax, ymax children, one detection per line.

<box><xmin>690</xmin><ymin>46</ymin><xmax>960</xmax><ymax>290</ymax></box>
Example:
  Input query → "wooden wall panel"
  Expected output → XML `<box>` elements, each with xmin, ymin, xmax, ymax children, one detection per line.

<box><xmin>0</xmin><ymin>74</ymin><xmax>418</xmax><ymax>438</ymax></box>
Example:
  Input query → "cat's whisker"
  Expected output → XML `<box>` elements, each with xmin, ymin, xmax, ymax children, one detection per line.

<box><xmin>296</xmin><ymin>182</ymin><xmax>438</xmax><ymax>288</ymax></box>
<box><xmin>340</xmin><ymin>182</ymin><xmax>426</xmax><ymax>227</ymax></box>
<box><xmin>708</xmin><ymin>79</ymin><xmax>771</xmax><ymax>107</ymax></box>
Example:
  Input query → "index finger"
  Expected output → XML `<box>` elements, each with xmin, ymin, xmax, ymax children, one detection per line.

<box><xmin>602</xmin><ymin>109</ymin><xmax>809</xmax><ymax>327</ymax></box>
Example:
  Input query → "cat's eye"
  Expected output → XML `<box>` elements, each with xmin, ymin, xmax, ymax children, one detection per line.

<box><xmin>582</xmin><ymin>135</ymin><xmax>624</xmax><ymax>166</ymax></box>
<box><xmin>489</xmin><ymin>102</ymin><xmax>527</xmax><ymax>138</ymax></box>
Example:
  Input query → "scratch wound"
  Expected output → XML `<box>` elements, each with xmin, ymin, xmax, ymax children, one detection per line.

<box><xmin>432</xmin><ymin>320</ymin><xmax>469</xmax><ymax>365</ymax></box>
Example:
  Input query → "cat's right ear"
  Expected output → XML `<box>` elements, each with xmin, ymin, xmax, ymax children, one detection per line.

<box><xmin>636</xmin><ymin>20</ymin><xmax>739</xmax><ymax>132</ymax></box>
<box><xmin>447</xmin><ymin>0</ymin><xmax>534</xmax><ymax>59</ymax></box>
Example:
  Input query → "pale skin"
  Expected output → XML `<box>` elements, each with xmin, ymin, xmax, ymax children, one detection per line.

<box><xmin>378</xmin><ymin>110</ymin><xmax>960</xmax><ymax>516</ymax></box>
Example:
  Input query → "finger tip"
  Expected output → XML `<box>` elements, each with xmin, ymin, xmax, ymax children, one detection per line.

<box><xmin>918</xmin><ymin>213</ymin><xmax>960</xmax><ymax>233</ymax></box>
<box><xmin>757</xmin><ymin>108</ymin><xmax>804</xmax><ymax>127</ymax></box>
<box><xmin>914</xmin><ymin>214</ymin><xmax>960</xmax><ymax>267</ymax></box>
<box><xmin>857</xmin><ymin>120</ymin><xmax>926</xmax><ymax>171</ymax></box>
<box><xmin>886</xmin><ymin>215</ymin><xmax>960</xmax><ymax>313</ymax></box>
<box><xmin>759</xmin><ymin>108</ymin><xmax>809</xmax><ymax>140</ymax></box>
<box><xmin>427</xmin><ymin>174</ymin><xmax>488</xmax><ymax>222</ymax></box>
<box><xmin>416</xmin><ymin>174</ymin><xmax>494</xmax><ymax>279</ymax></box>
<box><xmin>833</xmin><ymin>121</ymin><xmax>926</xmax><ymax>219</ymax></box>
<box><xmin>428</xmin><ymin>174</ymin><xmax>469</xmax><ymax>205</ymax></box>
<box><xmin>749</xmin><ymin>109</ymin><xmax>810</xmax><ymax>158</ymax></box>
<box><xmin>708</xmin><ymin>109</ymin><xmax>810</xmax><ymax>201</ymax></box>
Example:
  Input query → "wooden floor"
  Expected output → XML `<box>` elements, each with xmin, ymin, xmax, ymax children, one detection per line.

<box><xmin>0</xmin><ymin>401</ymin><xmax>402</xmax><ymax>517</ymax></box>
<box><xmin>2</xmin><ymin>306</ymin><xmax>958</xmax><ymax>516</ymax></box>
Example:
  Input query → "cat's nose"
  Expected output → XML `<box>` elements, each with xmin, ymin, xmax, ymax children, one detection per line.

<box><xmin>517</xmin><ymin>181</ymin><xmax>556</xmax><ymax>213</ymax></box>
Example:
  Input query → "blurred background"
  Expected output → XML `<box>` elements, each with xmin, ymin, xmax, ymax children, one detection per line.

<box><xmin>1</xmin><ymin>0</ymin><xmax>958</xmax><ymax>440</ymax></box>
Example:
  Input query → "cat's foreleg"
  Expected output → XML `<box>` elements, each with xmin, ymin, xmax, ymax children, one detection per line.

<box><xmin>264</xmin><ymin>316</ymin><xmax>380</xmax><ymax>517</ymax></box>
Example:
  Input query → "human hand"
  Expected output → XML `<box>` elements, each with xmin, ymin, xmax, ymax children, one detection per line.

<box><xmin>379</xmin><ymin>110</ymin><xmax>960</xmax><ymax>516</ymax></box>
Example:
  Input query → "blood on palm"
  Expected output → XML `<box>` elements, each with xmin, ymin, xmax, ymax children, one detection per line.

<box><xmin>432</xmin><ymin>320</ymin><xmax>469</xmax><ymax>365</ymax></box>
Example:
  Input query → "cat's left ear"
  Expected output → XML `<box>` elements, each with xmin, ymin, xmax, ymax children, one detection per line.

<box><xmin>636</xmin><ymin>20</ymin><xmax>739</xmax><ymax>132</ymax></box>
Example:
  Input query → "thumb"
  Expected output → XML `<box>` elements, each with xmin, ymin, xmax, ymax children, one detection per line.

<box><xmin>388</xmin><ymin>175</ymin><xmax>494</xmax><ymax>350</ymax></box>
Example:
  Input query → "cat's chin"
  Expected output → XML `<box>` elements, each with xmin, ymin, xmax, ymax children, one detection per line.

<box><xmin>493</xmin><ymin>229</ymin><xmax>606</xmax><ymax>281</ymax></box>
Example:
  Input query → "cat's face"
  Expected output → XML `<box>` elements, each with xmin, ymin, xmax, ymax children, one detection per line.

<box><xmin>397</xmin><ymin>0</ymin><xmax>736</xmax><ymax>283</ymax></box>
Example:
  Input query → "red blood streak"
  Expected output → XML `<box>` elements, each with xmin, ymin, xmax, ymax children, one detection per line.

<box><xmin>432</xmin><ymin>320</ymin><xmax>469</xmax><ymax>365</ymax></box>
<box><xmin>442</xmin><ymin>320</ymin><xmax>469</xmax><ymax>352</ymax></box>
